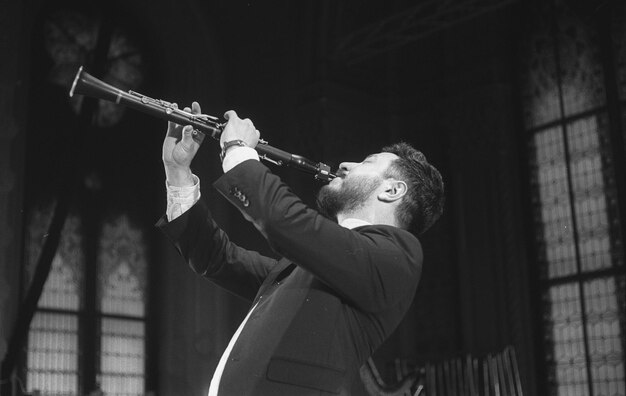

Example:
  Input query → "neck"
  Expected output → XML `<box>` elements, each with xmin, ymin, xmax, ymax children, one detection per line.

<box><xmin>337</xmin><ymin>211</ymin><xmax>372</xmax><ymax>225</ymax></box>
<box><xmin>337</xmin><ymin>203</ymin><xmax>398</xmax><ymax>228</ymax></box>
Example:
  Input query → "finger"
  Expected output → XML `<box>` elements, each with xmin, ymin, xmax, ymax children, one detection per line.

<box><xmin>180</xmin><ymin>125</ymin><xmax>198</xmax><ymax>149</ymax></box>
<box><xmin>191</xmin><ymin>101</ymin><xmax>201</xmax><ymax>115</ymax></box>
<box><xmin>175</xmin><ymin>106</ymin><xmax>193</xmax><ymax>134</ymax></box>
<box><xmin>224</xmin><ymin>110</ymin><xmax>238</xmax><ymax>120</ymax></box>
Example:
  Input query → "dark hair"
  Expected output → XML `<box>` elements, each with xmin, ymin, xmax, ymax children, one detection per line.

<box><xmin>381</xmin><ymin>142</ymin><xmax>445</xmax><ymax>235</ymax></box>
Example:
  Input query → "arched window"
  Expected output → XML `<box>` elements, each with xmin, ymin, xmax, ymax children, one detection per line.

<box><xmin>521</xmin><ymin>0</ymin><xmax>626</xmax><ymax>394</ymax></box>
<box><xmin>20</xmin><ymin>4</ymin><xmax>157</xmax><ymax>395</ymax></box>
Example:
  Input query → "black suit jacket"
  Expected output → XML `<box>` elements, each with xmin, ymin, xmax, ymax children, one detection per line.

<box><xmin>158</xmin><ymin>160</ymin><xmax>423</xmax><ymax>395</ymax></box>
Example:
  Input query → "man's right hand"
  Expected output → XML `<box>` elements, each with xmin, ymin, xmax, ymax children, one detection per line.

<box><xmin>162</xmin><ymin>101</ymin><xmax>202</xmax><ymax>187</ymax></box>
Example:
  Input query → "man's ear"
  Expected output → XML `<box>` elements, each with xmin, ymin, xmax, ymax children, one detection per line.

<box><xmin>378</xmin><ymin>180</ymin><xmax>407</xmax><ymax>203</ymax></box>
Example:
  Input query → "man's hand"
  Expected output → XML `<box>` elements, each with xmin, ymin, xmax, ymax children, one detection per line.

<box><xmin>162</xmin><ymin>101</ymin><xmax>202</xmax><ymax>187</ymax></box>
<box><xmin>220</xmin><ymin>110</ymin><xmax>260</xmax><ymax>149</ymax></box>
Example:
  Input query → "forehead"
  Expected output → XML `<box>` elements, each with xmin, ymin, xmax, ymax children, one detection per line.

<box><xmin>364</xmin><ymin>152</ymin><xmax>399</xmax><ymax>164</ymax></box>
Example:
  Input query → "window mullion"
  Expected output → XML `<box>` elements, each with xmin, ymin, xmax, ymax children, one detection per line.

<box><xmin>541</xmin><ymin>266</ymin><xmax>626</xmax><ymax>288</ymax></box>
<box><xmin>78</xmin><ymin>13</ymin><xmax>115</xmax><ymax>394</ymax></box>
<box><xmin>80</xmin><ymin>190</ymin><xmax>101</xmax><ymax>394</ymax></box>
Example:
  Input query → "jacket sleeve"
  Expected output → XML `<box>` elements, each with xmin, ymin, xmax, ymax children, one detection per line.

<box><xmin>156</xmin><ymin>198</ymin><xmax>279</xmax><ymax>302</ymax></box>
<box><xmin>213</xmin><ymin>160</ymin><xmax>424</xmax><ymax>312</ymax></box>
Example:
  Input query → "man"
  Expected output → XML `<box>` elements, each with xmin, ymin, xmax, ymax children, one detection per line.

<box><xmin>157</xmin><ymin>102</ymin><xmax>445</xmax><ymax>395</ymax></box>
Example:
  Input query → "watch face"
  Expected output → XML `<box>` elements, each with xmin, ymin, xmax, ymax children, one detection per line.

<box><xmin>44</xmin><ymin>9</ymin><xmax>144</xmax><ymax>127</ymax></box>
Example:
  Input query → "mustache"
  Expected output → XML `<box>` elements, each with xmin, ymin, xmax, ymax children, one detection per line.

<box><xmin>335</xmin><ymin>169</ymin><xmax>348</xmax><ymax>178</ymax></box>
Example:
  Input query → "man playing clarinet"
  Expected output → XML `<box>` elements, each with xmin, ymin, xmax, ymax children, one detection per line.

<box><xmin>157</xmin><ymin>102</ymin><xmax>445</xmax><ymax>395</ymax></box>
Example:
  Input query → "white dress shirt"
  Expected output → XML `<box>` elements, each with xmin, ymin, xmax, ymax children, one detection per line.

<box><xmin>165</xmin><ymin>147</ymin><xmax>370</xmax><ymax>395</ymax></box>
<box><xmin>165</xmin><ymin>146</ymin><xmax>259</xmax><ymax>222</ymax></box>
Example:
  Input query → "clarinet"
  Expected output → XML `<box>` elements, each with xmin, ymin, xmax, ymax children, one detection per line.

<box><xmin>69</xmin><ymin>66</ymin><xmax>336</xmax><ymax>182</ymax></box>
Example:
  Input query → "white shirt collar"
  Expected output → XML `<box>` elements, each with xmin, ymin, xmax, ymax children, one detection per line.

<box><xmin>339</xmin><ymin>218</ymin><xmax>372</xmax><ymax>229</ymax></box>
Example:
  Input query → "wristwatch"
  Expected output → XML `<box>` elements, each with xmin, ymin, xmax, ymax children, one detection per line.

<box><xmin>220</xmin><ymin>140</ymin><xmax>248</xmax><ymax>162</ymax></box>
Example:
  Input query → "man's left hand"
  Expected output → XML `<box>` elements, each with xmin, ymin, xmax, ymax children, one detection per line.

<box><xmin>220</xmin><ymin>110</ymin><xmax>260</xmax><ymax>149</ymax></box>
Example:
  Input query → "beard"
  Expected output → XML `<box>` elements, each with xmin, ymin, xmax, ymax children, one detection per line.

<box><xmin>316</xmin><ymin>174</ymin><xmax>383</xmax><ymax>221</ymax></box>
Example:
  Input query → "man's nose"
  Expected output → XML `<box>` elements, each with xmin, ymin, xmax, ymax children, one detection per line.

<box><xmin>338</xmin><ymin>162</ymin><xmax>356</xmax><ymax>176</ymax></box>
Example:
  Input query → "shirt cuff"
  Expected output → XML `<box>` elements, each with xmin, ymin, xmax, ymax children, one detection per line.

<box><xmin>166</xmin><ymin>174</ymin><xmax>201</xmax><ymax>221</ymax></box>
<box><xmin>222</xmin><ymin>146</ymin><xmax>260</xmax><ymax>173</ymax></box>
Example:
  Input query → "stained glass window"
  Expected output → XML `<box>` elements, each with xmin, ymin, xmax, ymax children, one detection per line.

<box><xmin>27</xmin><ymin>313</ymin><xmax>80</xmax><ymax>395</ymax></box>
<box><xmin>23</xmin><ymin>209</ymin><xmax>149</xmax><ymax>396</ymax></box>
<box><xmin>98</xmin><ymin>215</ymin><xmax>148</xmax><ymax>395</ymax></box>
<box><xmin>23</xmin><ymin>203</ymin><xmax>83</xmax><ymax>395</ymax></box>
<box><xmin>522</xmin><ymin>0</ymin><xmax>626</xmax><ymax>395</ymax></box>
<box><xmin>98</xmin><ymin>215</ymin><xmax>147</xmax><ymax>317</ymax></box>
<box><xmin>584</xmin><ymin>277</ymin><xmax>625</xmax><ymax>395</ymax></box>
<box><xmin>44</xmin><ymin>10</ymin><xmax>144</xmax><ymax>127</ymax></box>
<box><xmin>546</xmin><ymin>283</ymin><xmax>588</xmax><ymax>395</ymax></box>
<box><xmin>521</xmin><ymin>7</ymin><xmax>561</xmax><ymax>128</ymax></box>
<box><xmin>21</xmin><ymin>4</ymin><xmax>150</xmax><ymax>395</ymax></box>
<box><xmin>100</xmin><ymin>319</ymin><xmax>146</xmax><ymax>395</ymax></box>
<box><xmin>555</xmin><ymin>4</ymin><xmax>606</xmax><ymax>118</ymax></box>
